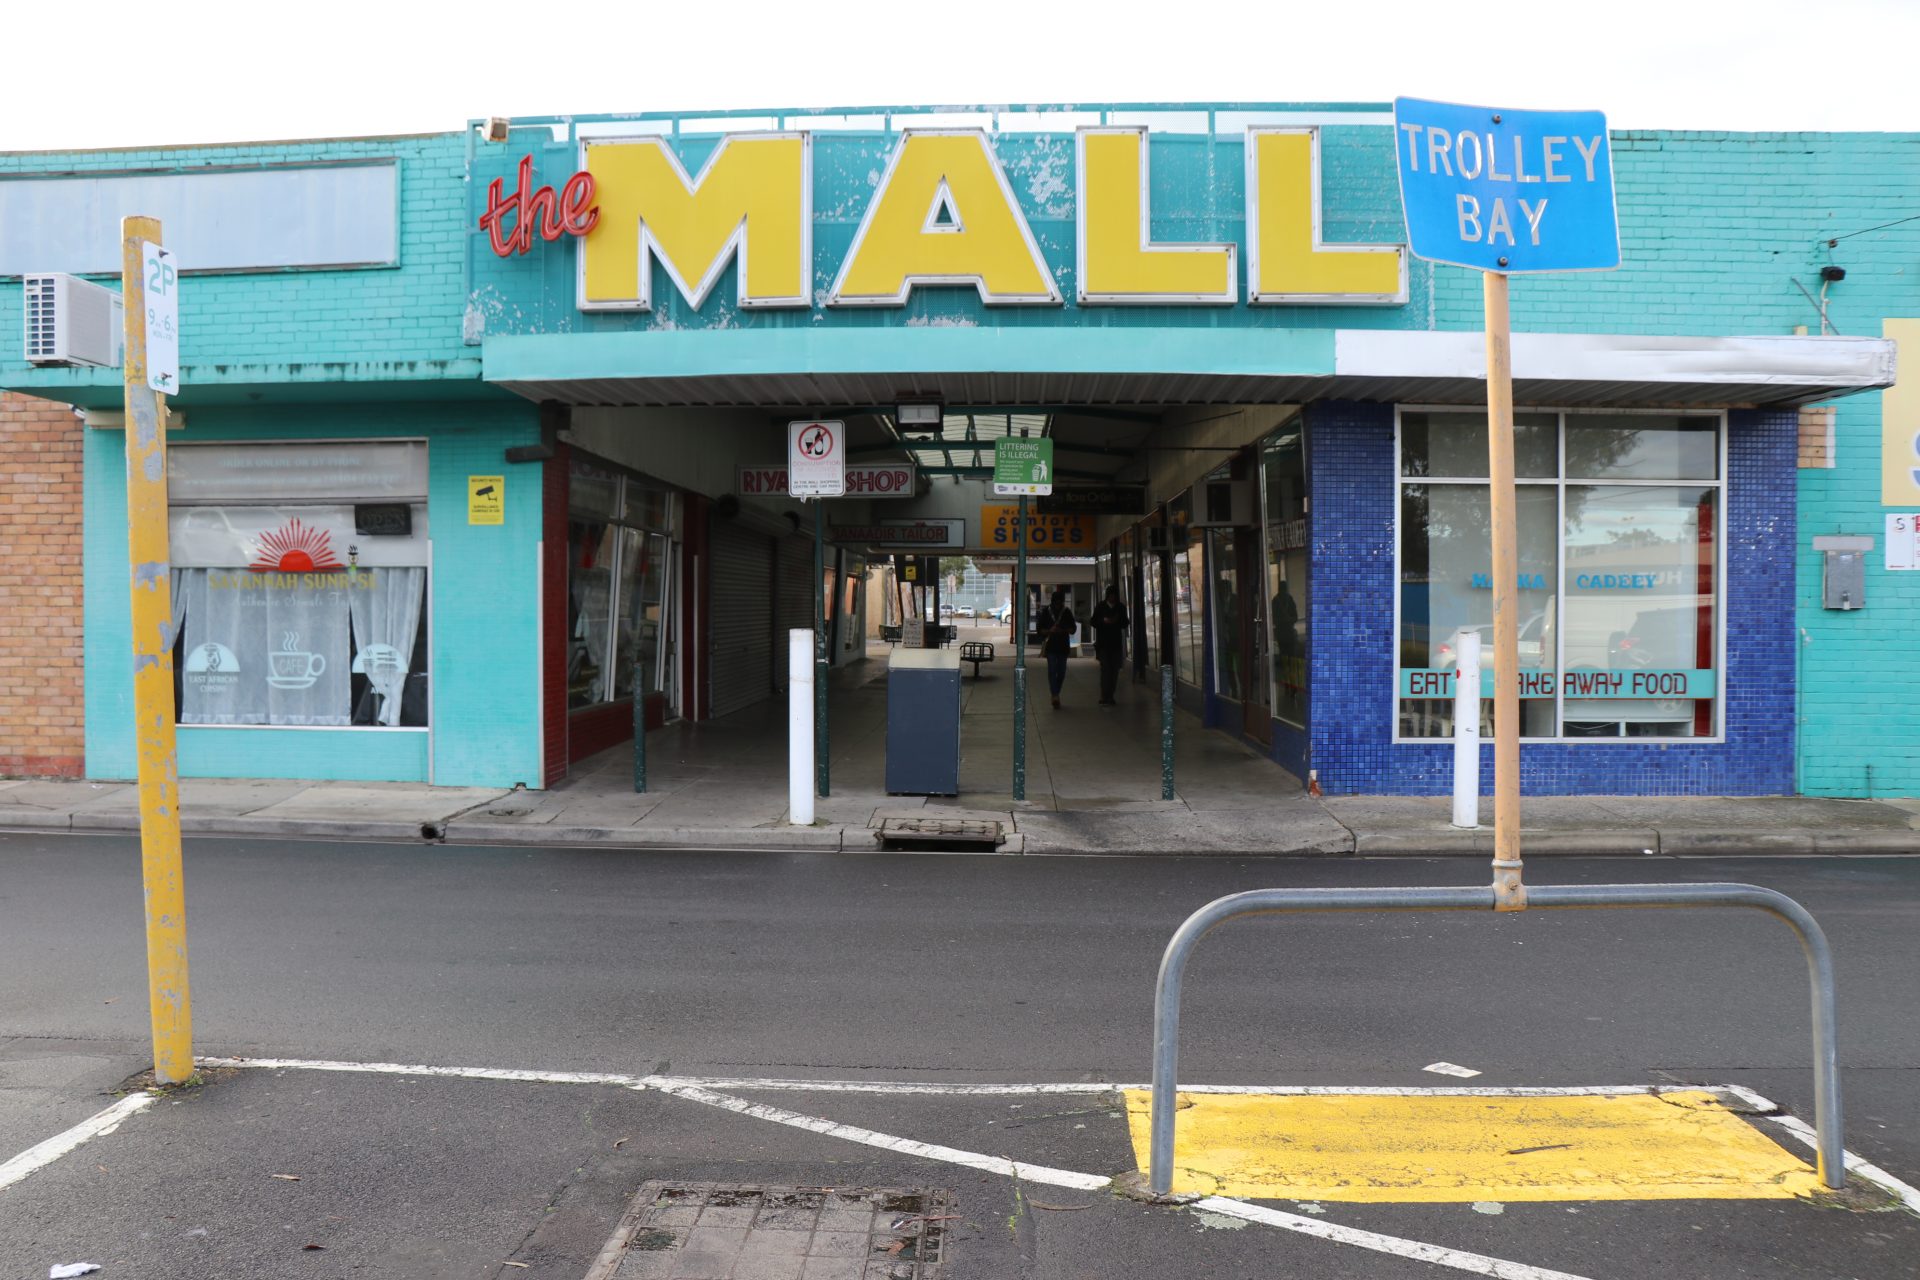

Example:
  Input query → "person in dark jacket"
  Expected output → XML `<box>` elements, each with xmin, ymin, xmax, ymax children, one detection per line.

<box><xmin>1090</xmin><ymin>585</ymin><xmax>1130</xmax><ymax>706</ymax></box>
<box><xmin>1039</xmin><ymin>589</ymin><xmax>1076</xmax><ymax>709</ymax></box>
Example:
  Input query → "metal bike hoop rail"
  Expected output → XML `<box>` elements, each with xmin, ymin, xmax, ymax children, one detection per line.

<box><xmin>1149</xmin><ymin>881</ymin><xmax>1844</xmax><ymax>1195</ymax></box>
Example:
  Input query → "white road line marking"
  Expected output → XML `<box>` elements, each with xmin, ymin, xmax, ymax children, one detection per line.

<box><xmin>1761</xmin><ymin>1112</ymin><xmax>1920</xmax><ymax>1215</ymax></box>
<box><xmin>1189</xmin><ymin>1197</ymin><xmax>1593</xmax><ymax>1280</ymax></box>
<box><xmin>1423</xmin><ymin>1062</ymin><xmax>1484</xmax><ymax>1079</ymax></box>
<box><xmin>0</xmin><ymin>1093</ymin><xmax>155</xmax><ymax>1192</ymax></box>
<box><xmin>200</xmin><ymin>1056</ymin><xmax>650</xmax><ymax>1087</ymax></box>
<box><xmin>205</xmin><ymin>1056</ymin><xmax>1918</xmax><ymax>1219</ymax></box>
<box><xmin>648</xmin><ymin>1082</ymin><xmax>1109</xmax><ymax>1190</ymax></box>
<box><xmin>651</xmin><ymin>1082</ymin><xmax>1592</xmax><ymax>1280</ymax></box>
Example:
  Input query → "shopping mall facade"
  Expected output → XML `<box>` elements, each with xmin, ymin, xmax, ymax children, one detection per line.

<box><xmin>2</xmin><ymin>103</ymin><xmax>1915</xmax><ymax>797</ymax></box>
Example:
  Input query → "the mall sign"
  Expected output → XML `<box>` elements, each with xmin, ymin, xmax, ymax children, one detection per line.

<box><xmin>479</xmin><ymin>128</ymin><xmax>1408</xmax><ymax>311</ymax></box>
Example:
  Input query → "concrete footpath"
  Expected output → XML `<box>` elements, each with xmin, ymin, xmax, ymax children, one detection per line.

<box><xmin>7</xmin><ymin>649</ymin><xmax>1920</xmax><ymax>856</ymax></box>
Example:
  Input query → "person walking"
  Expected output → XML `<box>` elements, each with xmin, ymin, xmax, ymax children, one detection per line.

<box><xmin>1090</xmin><ymin>585</ymin><xmax>1130</xmax><ymax>706</ymax></box>
<box><xmin>1039</xmin><ymin>589</ymin><xmax>1076</xmax><ymax>709</ymax></box>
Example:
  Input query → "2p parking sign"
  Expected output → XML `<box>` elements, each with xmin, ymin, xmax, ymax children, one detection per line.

<box><xmin>1392</xmin><ymin>98</ymin><xmax>1619</xmax><ymax>274</ymax></box>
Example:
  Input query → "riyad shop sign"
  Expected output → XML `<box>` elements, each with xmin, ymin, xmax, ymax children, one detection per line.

<box><xmin>479</xmin><ymin>127</ymin><xmax>1409</xmax><ymax>310</ymax></box>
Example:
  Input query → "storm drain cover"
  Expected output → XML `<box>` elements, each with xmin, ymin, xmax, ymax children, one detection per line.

<box><xmin>588</xmin><ymin>1182</ymin><xmax>953</xmax><ymax>1280</ymax></box>
<box><xmin>874</xmin><ymin>817</ymin><xmax>1003</xmax><ymax>848</ymax></box>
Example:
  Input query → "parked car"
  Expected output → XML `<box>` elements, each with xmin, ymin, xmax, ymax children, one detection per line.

<box><xmin>954</xmin><ymin>604</ymin><xmax>976</xmax><ymax>618</ymax></box>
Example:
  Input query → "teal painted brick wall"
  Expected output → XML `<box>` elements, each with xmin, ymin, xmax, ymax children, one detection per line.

<box><xmin>83</xmin><ymin>401</ymin><xmax>543</xmax><ymax>788</ymax></box>
<box><xmin>0</xmin><ymin>132</ymin><xmax>474</xmax><ymax>392</ymax></box>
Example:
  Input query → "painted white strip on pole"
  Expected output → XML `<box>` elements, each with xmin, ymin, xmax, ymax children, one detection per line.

<box><xmin>789</xmin><ymin>629</ymin><xmax>815</xmax><ymax>826</ymax></box>
<box><xmin>651</xmin><ymin>1082</ymin><xmax>1110</xmax><ymax>1190</ymax></box>
<box><xmin>1451</xmin><ymin>628</ymin><xmax>1482</xmax><ymax>829</ymax></box>
<box><xmin>0</xmin><ymin>1093</ymin><xmax>155</xmax><ymax>1191</ymax></box>
<box><xmin>1189</xmin><ymin>1197</ymin><xmax>1594</xmax><ymax>1280</ymax></box>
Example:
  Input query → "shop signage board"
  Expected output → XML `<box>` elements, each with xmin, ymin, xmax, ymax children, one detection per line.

<box><xmin>1038</xmin><ymin>485</ymin><xmax>1147</xmax><ymax>516</ymax></box>
<box><xmin>981</xmin><ymin>505</ymin><xmax>1093</xmax><ymax>551</ymax></box>
<box><xmin>830</xmin><ymin>519</ymin><xmax>964</xmax><ymax>549</ymax></box>
<box><xmin>468</xmin><ymin>475</ymin><xmax>504</xmax><ymax>525</ymax></box>
<box><xmin>1392</xmin><ymin>98</ymin><xmax>1619</xmax><ymax>274</ymax></box>
<box><xmin>142</xmin><ymin>242</ymin><xmax>179</xmax><ymax>393</ymax></box>
<box><xmin>739</xmin><ymin>462</ymin><xmax>915</xmax><ymax>498</ymax></box>
<box><xmin>788</xmin><ymin>420</ymin><xmax>845</xmax><ymax>497</ymax></box>
<box><xmin>993</xmin><ymin>438</ymin><xmax>1054</xmax><ymax>496</ymax></box>
<box><xmin>1399</xmin><ymin>668</ymin><xmax>1717</xmax><ymax>699</ymax></box>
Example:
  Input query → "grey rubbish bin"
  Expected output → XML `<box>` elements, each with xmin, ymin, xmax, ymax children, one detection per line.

<box><xmin>886</xmin><ymin>647</ymin><xmax>962</xmax><ymax>795</ymax></box>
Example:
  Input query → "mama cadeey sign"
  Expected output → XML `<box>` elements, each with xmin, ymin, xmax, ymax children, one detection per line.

<box><xmin>476</xmin><ymin>118</ymin><xmax>1411</xmax><ymax>313</ymax></box>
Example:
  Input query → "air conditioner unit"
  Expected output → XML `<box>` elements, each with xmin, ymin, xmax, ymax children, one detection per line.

<box><xmin>1190</xmin><ymin>477</ymin><xmax>1254</xmax><ymax>528</ymax></box>
<box><xmin>24</xmin><ymin>273</ymin><xmax>122</xmax><ymax>367</ymax></box>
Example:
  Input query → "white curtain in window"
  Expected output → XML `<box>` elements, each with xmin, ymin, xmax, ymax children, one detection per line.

<box><xmin>346</xmin><ymin>568</ymin><xmax>426</xmax><ymax>727</ymax></box>
<box><xmin>179</xmin><ymin>568</ymin><xmax>352</xmax><ymax>726</ymax></box>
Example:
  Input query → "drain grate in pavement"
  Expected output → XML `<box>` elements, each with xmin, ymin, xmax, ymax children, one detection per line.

<box><xmin>589</xmin><ymin>1182</ymin><xmax>953</xmax><ymax>1280</ymax></box>
<box><xmin>874</xmin><ymin>817</ymin><xmax>1003</xmax><ymax>849</ymax></box>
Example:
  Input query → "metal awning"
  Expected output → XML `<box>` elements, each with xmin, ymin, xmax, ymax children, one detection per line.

<box><xmin>486</xmin><ymin>327</ymin><xmax>1892</xmax><ymax>412</ymax></box>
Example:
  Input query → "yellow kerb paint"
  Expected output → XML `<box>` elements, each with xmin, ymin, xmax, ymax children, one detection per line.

<box><xmin>581</xmin><ymin>135</ymin><xmax>808</xmax><ymax>309</ymax></box>
<box><xmin>1251</xmin><ymin>131</ymin><xmax>1404</xmax><ymax>302</ymax></box>
<box><xmin>1080</xmin><ymin>131</ymin><xmax>1232</xmax><ymax>301</ymax></box>
<box><xmin>1124</xmin><ymin>1090</ymin><xmax>1822</xmax><ymax>1202</ymax></box>
<box><xmin>834</xmin><ymin>132</ymin><xmax>1056</xmax><ymax>305</ymax></box>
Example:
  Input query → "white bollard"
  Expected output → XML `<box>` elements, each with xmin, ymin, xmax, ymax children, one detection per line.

<box><xmin>1450</xmin><ymin>629</ymin><xmax>1482</xmax><ymax>830</ymax></box>
<box><xmin>789</xmin><ymin>629</ymin><xmax>815</xmax><ymax>826</ymax></box>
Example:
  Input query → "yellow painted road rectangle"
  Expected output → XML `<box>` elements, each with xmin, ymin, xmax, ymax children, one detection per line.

<box><xmin>1124</xmin><ymin>1090</ymin><xmax>1822</xmax><ymax>1203</ymax></box>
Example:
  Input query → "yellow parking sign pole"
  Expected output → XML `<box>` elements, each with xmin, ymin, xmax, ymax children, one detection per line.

<box><xmin>122</xmin><ymin>216</ymin><xmax>194</xmax><ymax>1082</ymax></box>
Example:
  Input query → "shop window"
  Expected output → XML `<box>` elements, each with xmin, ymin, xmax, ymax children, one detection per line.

<box><xmin>1395</xmin><ymin>411</ymin><xmax>1722</xmax><ymax>742</ymax></box>
<box><xmin>1259</xmin><ymin>425</ymin><xmax>1309</xmax><ymax>729</ymax></box>
<box><xmin>166</xmin><ymin>442</ymin><xmax>431</xmax><ymax>730</ymax></box>
<box><xmin>568</xmin><ymin>461</ymin><xmax>678</xmax><ymax>713</ymax></box>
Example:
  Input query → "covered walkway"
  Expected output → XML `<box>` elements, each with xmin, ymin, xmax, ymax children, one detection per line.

<box><xmin>514</xmin><ymin>643</ymin><xmax>1339</xmax><ymax>852</ymax></box>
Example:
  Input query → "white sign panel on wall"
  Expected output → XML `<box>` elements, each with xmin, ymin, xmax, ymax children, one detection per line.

<box><xmin>1886</xmin><ymin>514</ymin><xmax>1920</xmax><ymax>569</ymax></box>
<box><xmin>787</xmin><ymin>420</ymin><xmax>845</xmax><ymax>497</ymax></box>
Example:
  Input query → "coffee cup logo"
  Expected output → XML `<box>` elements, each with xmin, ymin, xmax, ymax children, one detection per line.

<box><xmin>267</xmin><ymin>631</ymin><xmax>326</xmax><ymax>690</ymax></box>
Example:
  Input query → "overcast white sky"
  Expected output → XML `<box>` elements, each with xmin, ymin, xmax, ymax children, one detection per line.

<box><xmin>6</xmin><ymin>0</ymin><xmax>1917</xmax><ymax>151</ymax></box>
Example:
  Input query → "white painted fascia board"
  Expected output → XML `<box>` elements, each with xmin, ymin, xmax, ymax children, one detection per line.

<box><xmin>1333</xmin><ymin>330</ymin><xmax>1896</xmax><ymax>390</ymax></box>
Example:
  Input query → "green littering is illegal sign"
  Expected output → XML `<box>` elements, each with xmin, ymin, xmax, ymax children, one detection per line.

<box><xmin>994</xmin><ymin>437</ymin><xmax>1054</xmax><ymax>496</ymax></box>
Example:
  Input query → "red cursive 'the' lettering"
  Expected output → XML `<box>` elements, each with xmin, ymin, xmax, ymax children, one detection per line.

<box><xmin>479</xmin><ymin>155</ymin><xmax>600</xmax><ymax>256</ymax></box>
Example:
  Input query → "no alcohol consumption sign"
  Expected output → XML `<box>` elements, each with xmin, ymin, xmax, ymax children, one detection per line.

<box><xmin>1393</xmin><ymin>98</ymin><xmax>1619</xmax><ymax>274</ymax></box>
<box><xmin>788</xmin><ymin>419</ymin><xmax>845</xmax><ymax>497</ymax></box>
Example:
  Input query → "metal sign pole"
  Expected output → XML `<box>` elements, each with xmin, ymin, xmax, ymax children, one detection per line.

<box><xmin>1012</xmin><ymin>496</ymin><xmax>1029</xmax><ymax>802</ymax></box>
<box><xmin>1484</xmin><ymin>271</ymin><xmax>1525</xmax><ymax>910</ymax></box>
<box><xmin>122</xmin><ymin>216</ymin><xmax>194</xmax><ymax>1083</ymax></box>
<box><xmin>814</xmin><ymin>498</ymin><xmax>829</xmax><ymax>798</ymax></box>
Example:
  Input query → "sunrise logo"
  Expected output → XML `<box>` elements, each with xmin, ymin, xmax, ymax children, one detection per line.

<box><xmin>248</xmin><ymin>518</ymin><xmax>344</xmax><ymax>573</ymax></box>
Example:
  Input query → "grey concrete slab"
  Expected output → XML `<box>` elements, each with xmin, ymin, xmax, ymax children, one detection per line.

<box><xmin>0</xmin><ymin>781</ymin><xmax>127</xmax><ymax>812</ymax></box>
<box><xmin>244</xmin><ymin>783</ymin><xmax>509</xmax><ymax>824</ymax></box>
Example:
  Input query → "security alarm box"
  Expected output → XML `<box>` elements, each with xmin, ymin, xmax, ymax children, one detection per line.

<box><xmin>24</xmin><ymin>273</ymin><xmax>122</xmax><ymax>367</ymax></box>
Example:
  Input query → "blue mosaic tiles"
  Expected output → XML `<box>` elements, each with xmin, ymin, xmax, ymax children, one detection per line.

<box><xmin>1304</xmin><ymin>401</ymin><xmax>1795</xmax><ymax>796</ymax></box>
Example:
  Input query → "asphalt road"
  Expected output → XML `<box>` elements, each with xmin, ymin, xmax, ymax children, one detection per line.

<box><xmin>1</xmin><ymin>833</ymin><xmax>1916</xmax><ymax>1278</ymax></box>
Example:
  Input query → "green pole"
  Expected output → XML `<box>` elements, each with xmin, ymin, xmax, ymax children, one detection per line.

<box><xmin>815</xmin><ymin>499</ymin><xmax>829</xmax><ymax>798</ymax></box>
<box><xmin>1012</xmin><ymin>495</ymin><xmax>1028</xmax><ymax>802</ymax></box>
<box><xmin>1161</xmin><ymin>663</ymin><xmax>1175</xmax><ymax>801</ymax></box>
<box><xmin>633</xmin><ymin>671</ymin><xmax>647</xmax><ymax>793</ymax></box>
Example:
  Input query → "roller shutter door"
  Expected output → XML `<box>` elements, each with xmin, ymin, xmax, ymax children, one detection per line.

<box><xmin>709</xmin><ymin>520</ymin><xmax>775</xmax><ymax>717</ymax></box>
<box><xmin>776</xmin><ymin>535</ymin><xmax>816</xmax><ymax>690</ymax></box>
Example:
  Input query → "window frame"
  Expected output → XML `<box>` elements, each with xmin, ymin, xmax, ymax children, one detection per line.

<box><xmin>1390</xmin><ymin>405</ymin><xmax>1729</xmax><ymax>746</ymax></box>
<box><xmin>166</xmin><ymin>436</ymin><xmax>432</xmax><ymax>734</ymax></box>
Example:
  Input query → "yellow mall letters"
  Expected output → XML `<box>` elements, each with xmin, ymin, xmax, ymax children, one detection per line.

<box><xmin>578</xmin><ymin>127</ymin><xmax>1405</xmax><ymax>312</ymax></box>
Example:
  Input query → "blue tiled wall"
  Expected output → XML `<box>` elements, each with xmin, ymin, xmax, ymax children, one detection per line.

<box><xmin>1305</xmin><ymin>402</ymin><xmax>1795</xmax><ymax>795</ymax></box>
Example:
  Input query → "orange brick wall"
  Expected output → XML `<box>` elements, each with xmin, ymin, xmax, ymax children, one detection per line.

<box><xmin>0</xmin><ymin>393</ymin><xmax>84</xmax><ymax>778</ymax></box>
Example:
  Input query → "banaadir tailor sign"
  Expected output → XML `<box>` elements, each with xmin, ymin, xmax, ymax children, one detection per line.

<box><xmin>480</xmin><ymin>126</ymin><xmax>1409</xmax><ymax>309</ymax></box>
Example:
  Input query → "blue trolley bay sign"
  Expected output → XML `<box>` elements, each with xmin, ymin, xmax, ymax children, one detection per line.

<box><xmin>1393</xmin><ymin>97</ymin><xmax>1619</xmax><ymax>274</ymax></box>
